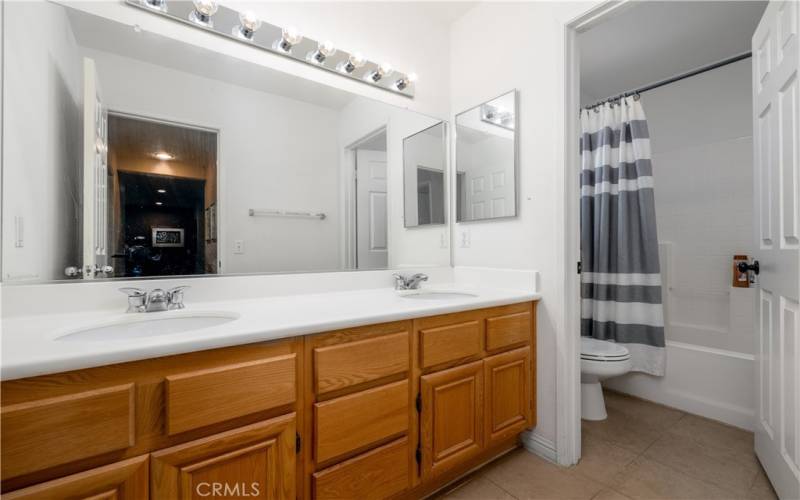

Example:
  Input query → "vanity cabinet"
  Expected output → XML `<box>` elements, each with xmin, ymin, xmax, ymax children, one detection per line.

<box><xmin>1</xmin><ymin>301</ymin><xmax>537</xmax><ymax>499</ymax></box>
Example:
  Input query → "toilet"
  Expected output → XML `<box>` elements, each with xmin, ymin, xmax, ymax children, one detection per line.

<box><xmin>581</xmin><ymin>337</ymin><xmax>632</xmax><ymax>420</ymax></box>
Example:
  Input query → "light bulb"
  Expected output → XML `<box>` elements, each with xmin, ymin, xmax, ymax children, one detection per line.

<box><xmin>275</xmin><ymin>26</ymin><xmax>303</xmax><ymax>53</ymax></box>
<box><xmin>236</xmin><ymin>10</ymin><xmax>262</xmax><ymax>39</ymax></box>
<box><xmin>395</xmin><ymin>72</ymin><xmax>418</xmax><ymax>91</ymax></box>
<box><xmin>367</xmin><ymin>62</ymin><xmax>393</xmax><ymax>82</ymax></box>
<box><xmin>308</xmin><ymin>40</ymin><xmax>336</xmax><ymax>64</ymax></box>
<box><xmin>337</xmin><ymin>52</ymin><xmax>367</xmax><ymax>74</ymax></box>
<box><xmin>142</xmin><ymin>0</ymin><xmax>166</xmax><ymax>11</ymax></box>
<box><xmin>189</xmin><ymin>0</ymin><xmax>217</xmax><ymax>26</ymax></box>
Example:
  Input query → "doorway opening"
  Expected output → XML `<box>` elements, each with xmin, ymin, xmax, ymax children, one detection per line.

<box><xmin>107</xmin><ymin>113</ymin><xmax>219</xmax><ymax>277</ymax></box>
<box><xmin>345</xmin><ymin>127</ymin><xmax>388</xmax><ymax>270</ymax></box>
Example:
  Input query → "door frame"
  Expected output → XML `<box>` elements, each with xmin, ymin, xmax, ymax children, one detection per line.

<box><xmin>342</xmin><ymin>126</ymin><xmax>387</xmax><ymax>270</ymax></box>
<box><xmin>106</xmin><ymin>110</ymin><xmax>221</xmax><ymax>273</ymax></box>
<box><xmin>557</xmin><ymin>0</ymin><xmax>636</xmax><ymax>466</ymax></box>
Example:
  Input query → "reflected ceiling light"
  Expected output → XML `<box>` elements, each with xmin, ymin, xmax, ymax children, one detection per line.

<box><xmin>234</xmin><ymin>10</ymin><xmax>262</xmax><ymax>40</ymax></box>
<box><xmin>154</xmin><ymin>152</ymin><xmax>174</xmax><ymax>161</ymax></box>
<box><xmin>141</xmin><ymin>0</ymin><xmax>166</xmax><ymax>12</ymax></box>
<box><xmin>274</xmin><ymin>26</ymin><xmax>302</xmax><ymax>53</ymax></box>
<box><xmin>337</xmin><ymin>52</ymin><xmax>366</xmax><ymax>74</ymax></box>
<box><xmin>395</xmin><ymin>72</ymin><xmax>418</xmax><ymax>91</ymax></box>
<box><xmin>155</xmin><ymin>202</ymin><xmax>163</xmax><ymax>206</ymax></box>
<box><xmin>189</xmin><ymin>0</ymin><xmax>218</xmax><ymax>27</ymax></box>
<box><xmin>367</xmin><ymin>62</ymin><xmax>393</xmax><ymax>83</ymax></box>
<box><xmin>307</xmin><ymin>40</ymin><xmax>336</xmax><ymax>64</ymax></box>
<box><xmin>157</xmin><ymin>189</ymin><xmax>167</xmax><ymax>193</ymax></box>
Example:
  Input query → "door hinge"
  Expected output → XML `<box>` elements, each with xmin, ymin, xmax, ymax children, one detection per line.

<box><xmin>415</xmin><ymin>446</ymin><xmax>422</xmax><ymax>464</ymax></box>
<box><xmin>577</xmin><ymin>261</ymin><xmax>582</xmax><ymax>274</ymax></box>
<box><xmin>296</xmin><ymin>432</ymin><xmax>301</xmax><ymax>454</ymax></box>
<box><xmin>415</xmin><ymin>393</ymin><xmax>422</xmax><ymax>413</ymax></box>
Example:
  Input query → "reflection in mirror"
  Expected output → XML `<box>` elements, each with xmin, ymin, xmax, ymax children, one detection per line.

<box><xmin>455</xmin><ymin>90</ymin><xmax>517</xmax><ymax>222</ymax></box>
<box><xmin>403</xmin><ymin>122</ymin><xmax>446</xmax><ymax>228</ymax></box>
<box><xmin>1</xmin><ymin>1</ymin><xmax>449</xmax><ymax>283</ymax></box>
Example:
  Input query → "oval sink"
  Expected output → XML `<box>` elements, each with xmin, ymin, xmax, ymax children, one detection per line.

<box><xmin>56</xmin><ymin>312</ymin><xmax>240</xmax><ymax>342</ymax></box>
<box><xmin>397</xmin><ymin>289</ymin><xmax>478</xmax><ymax>300</ymax></box>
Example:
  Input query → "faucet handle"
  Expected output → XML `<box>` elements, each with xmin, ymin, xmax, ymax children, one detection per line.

<box><xmin>392</xmin><ymin>273</ymin><xmax>407</xmax><ymax>290</ymax></box>
<box><xmin>119</xmin><ymin>287</ymin><xmax>146</xmax><ymax>313</ymax></box>
<box><xmin>167</xmin><ymin>286</ymin><xmax>190</xmax><ymax>310</ymax></box>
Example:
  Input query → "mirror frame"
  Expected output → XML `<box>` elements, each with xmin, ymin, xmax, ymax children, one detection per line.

<box><xmin>402</xmin><ymin>121</ymin><xmax>449</xmax><ymax>229</ymax></box>
<box><xmin>454</xmin><ymin>89</ymin><xmax>519</xmax><ymax>223</ymax></box>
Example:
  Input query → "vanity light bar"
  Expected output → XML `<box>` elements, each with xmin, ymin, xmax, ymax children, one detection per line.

<box><xmin>126</xmin><ymin>0</ymin><xmax>416</xmax><ymax>98</ymax></box>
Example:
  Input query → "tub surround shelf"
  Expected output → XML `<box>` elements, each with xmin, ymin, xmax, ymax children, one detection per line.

<box><xmin>1</xmin><ymin>296</ymin><xmax>539</xmax><ymax>499</ymax></box>
<box><xmin>1</xmin><ymin>286</ymin><xmax>539</xmax><ymax>381</ymax></box>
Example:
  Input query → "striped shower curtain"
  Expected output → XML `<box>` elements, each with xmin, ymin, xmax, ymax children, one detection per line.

<box><xmin>580</xmin><ymin>97</ymin><xmax>666</xmax><ymax>376</ymax></box>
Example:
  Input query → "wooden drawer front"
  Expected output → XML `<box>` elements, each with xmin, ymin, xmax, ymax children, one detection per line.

<box><xmin>313</xmin><ymin>437</ymin><xmax>409</xmax><ymax>500</ymax></box>
<box><xmin>151</xmin><ymin>414</ymin><xmax>296</xmax><ymax>500</ymax></box>
<box><xmin>314</xmin><ymin>380</ymin><xmax>409</xmax><ymax>465</ymax></box>
<box><xmin>420</xmin><ymin>321</ymin><xmax>481</xmax><ymax>369</ymax></box>
<box><xmin>4</xmin><ymin>455</ymin><xmax>148</xmax><ymax>500</ymax></box>
<box><xmin>165</xmin><ymin>353</ymin><xmax>296</xmax><ymax>435</ymax></box>
<box><xmin>485</xmin><ymin>347</ymin><xmax>531</xmax><ymax>443</ymax></box>
<box><xmin>314</xmin><ymin>331</ymin><xmax>409</xmax><ymax>396</ymax></box>
<box><xmin>1</xmin><ymin>384</ymin><xmax>135</xmax><ymax>481</ymax></box>
<box><xmin>485</xmin><ymin>310</ymin><xmax>531</xmax><ymax>352</ymax></box>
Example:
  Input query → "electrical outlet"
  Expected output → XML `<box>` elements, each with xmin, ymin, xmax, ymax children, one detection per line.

<box><xmin>440</xmin><ymin>231</ymin><xmax>448</xmax><ymax>249</ymax></box>
<box><xmin>234</xmin><ymin>239</ymin><xmax>245</xmax><ymax>254</ymax></box>
<box><xmin>460</xmin><ymin>229</ymin><xmax>471</xmax><ymax>248</ymax></box>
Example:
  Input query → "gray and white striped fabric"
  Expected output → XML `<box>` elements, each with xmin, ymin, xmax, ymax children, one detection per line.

<box><xmin>580</xmin><ymin>97</ymin><xmax>665</xmax><ymax>376</ymax></box>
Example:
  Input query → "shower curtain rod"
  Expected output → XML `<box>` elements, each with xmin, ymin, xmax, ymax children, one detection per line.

<box><xmin>584</xmin><ymin>51</ymin><xmax>752</xmax><ymax>110</ymax></box>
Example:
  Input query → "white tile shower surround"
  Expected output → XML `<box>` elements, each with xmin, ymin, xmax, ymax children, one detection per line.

<box><xmin>0</xmin><ymin>267</ymin><xmax>539</xmax><ymax>380</ymax></box>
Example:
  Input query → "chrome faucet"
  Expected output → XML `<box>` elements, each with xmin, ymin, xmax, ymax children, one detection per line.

<box><xmin>392</xmin><ymin>273</ymin><xmax>429</xmax><ymax>290</ymax></box>
<box><xmin>119</xmin><ymin>286</ymin><xmax>189</xmax><ymax>312</ymax></box>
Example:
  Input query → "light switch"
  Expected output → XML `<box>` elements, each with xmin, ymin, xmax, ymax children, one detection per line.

<box><xmin>234</xmin><ymin>239</ymin><xmax>245</xmax><ymax>254</ymax></box>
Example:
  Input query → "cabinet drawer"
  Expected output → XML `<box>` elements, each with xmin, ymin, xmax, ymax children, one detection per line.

<box><xmin>314</xmin><ymin>331</ymin><xmax>409</xmax><ymax>396</ymax></box>
<box><xmin>420</xmin><ymin>321</ymin><xmax>481</xmax><ymax>369</ymax></box>
<box><xmin>3</xmin><ymin>455</ymin><xmax>148</xmax><ymax>500</ymax></box>
<box><xmin>165</xmin><ymin>354</ymin><xmax>296</xmax><ymax>435</ymax></box>
<box><xmin>1</xmin><ymin>384</ymin><xmax>135</xmax><ymax>481</ymax></box>
<box><xmin>485</xmin><ymin>310</ymin><xmax>531</xmax><ymax>352</ymax></box>
<box><xmin>313</xmin><ymin>437</ymin><xmax>409</xmax><ymax>500</ymax></box>
<box><xmin>314</xmin><ymin>380</ymin><xmax>408</xmax><ymax>464</ymax></box>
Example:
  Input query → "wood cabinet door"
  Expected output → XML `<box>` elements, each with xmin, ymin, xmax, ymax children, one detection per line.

<box><xmin>420</xmin><ymin>360</ymin><xmax>483</xmax><ymax>479</ymax></box>
<box><xmin>151</xmin><ymin>413</ymin><xmax>295</xmax><ymax>500</ymax></box>
<box><xmin>3</xmin><ymin>455</ymin><xmax>148</xmax><ymax>500</ymax></box>
<box><xmin>484</xmin><ymin>347</ymin><xmax>531</xmax><ymax>445</ymax></box>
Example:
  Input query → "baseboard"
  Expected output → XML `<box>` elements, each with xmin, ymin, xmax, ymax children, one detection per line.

<box><xmin>520</xmin><ymin>430</ymin><xmax>557</xmax><ymax>463</ymax></box>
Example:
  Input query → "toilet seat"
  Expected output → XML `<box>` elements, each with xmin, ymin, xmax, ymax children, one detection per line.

<box><xmin>580</xmin><ymin>337</ymin><xmax>630</xmax><ymax>362</ymax></box>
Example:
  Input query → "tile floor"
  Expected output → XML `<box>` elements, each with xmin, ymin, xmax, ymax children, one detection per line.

<box><xmin>436</xmin><ymin>390</ymin><xmax>778</xmax><ymax>500</ymax></box>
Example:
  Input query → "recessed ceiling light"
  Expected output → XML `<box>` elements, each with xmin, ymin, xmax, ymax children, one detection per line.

<box><xmin>155</xmin><ymin>201</ymin><xmax>163</xmax><ymax>206</ymax></box>
<box><xmin>154</xmin><ymin>152</ymin><xmax>174</xmax><ymax>161</ymax></box>
<box><xmin>157</xmin><ymin>189</ymin><xmax>166</xmax><ymax>193</ymax></box>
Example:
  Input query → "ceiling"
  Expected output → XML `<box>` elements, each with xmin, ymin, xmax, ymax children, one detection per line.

<box><xmin>109</xmin><ymin>114</ymin><xmax>217</xmax><ymax>168</ymax></box>
<box><xmin>579</xmin><ymin>1</ymin><xmax>767</xmax><ymax>104</ymax></box>
<box><xmin>411</xmin><ymin>2</ymin><xmax>477</xmax><ymax>23</ymax></box>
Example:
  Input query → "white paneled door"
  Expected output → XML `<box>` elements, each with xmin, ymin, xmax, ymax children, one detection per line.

<box><xmin>356</xmin><ymin>149</ymin><xmax>388</xmax><ymax>269</ymax></box>
<box><xmin>752</xmin><ymin>2</ymin><xmax>800</xmax><ymax>498</ymax></box>
<box><xmin>82</xmin><ymin>57</ymin><xmax>109</xmax><ymax>279</ymax></box>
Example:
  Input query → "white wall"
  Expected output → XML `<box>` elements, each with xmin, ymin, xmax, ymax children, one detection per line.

<box><xmin>338</xmin><ymin>97</ymin><xmax>450</xmax><ymax>270</ymax></box>
<box><xmin>2</xmin><ymin>2</ymin><xmax>83</xmax><ymax>282</ymax></box>
<box><xmin>85</xmin><ymin>49</ymin><xmax>343</xmax><ymax>274</ymax></box>
<box><xmin>605</xmin><ymin>60</ymin><xmax>756</xmax><ymax>430</ymax></box>
<box><xmin>449</xmin><ymin>1</ymin><xmax>600</xmax><ymax>455</ymax></box>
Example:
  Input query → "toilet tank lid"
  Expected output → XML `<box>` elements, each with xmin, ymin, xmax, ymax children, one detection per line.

<box><xmin>580</xmin><ymin>337</ymin><xmax>630</xmax><ymax>357</ymax></box>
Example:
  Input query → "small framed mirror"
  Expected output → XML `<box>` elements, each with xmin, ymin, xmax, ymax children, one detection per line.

<box><xmin>403</xmin><ymin>121</ymin><xmax>447</xmax><ymax>227</ymax></box>
<box><xmin>455</xmin><ymin>90</ymin><xmax>517</xmax><ymax>222</ymax></box>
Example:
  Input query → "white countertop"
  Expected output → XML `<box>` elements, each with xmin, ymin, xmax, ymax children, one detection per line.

<box><xmin>1</xmin><ymin>285</ymin><xmax>539</xmax><ymax>381</ymax></box>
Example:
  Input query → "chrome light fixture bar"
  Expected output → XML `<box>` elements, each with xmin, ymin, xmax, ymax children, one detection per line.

<box><xmin>126</xmin><ymin>0</ymin><xmax>416</xmax><ymax>98</ymax></box>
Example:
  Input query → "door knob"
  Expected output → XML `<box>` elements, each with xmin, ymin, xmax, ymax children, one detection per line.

<box><xmin>737</xmin><ymin>260</ymin><xmax>760</xmax><ymax>275</ymax></box>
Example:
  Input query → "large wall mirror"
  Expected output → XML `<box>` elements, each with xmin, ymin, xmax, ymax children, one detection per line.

<box><xmin>403</xmin><ymin>122</ymin><xmax>447</xmax><ymax>228</ymax></box>
<box><xmin>455</xmin><ymin>90</ymin><xmax>517</xmax><ymax>222</ymax></box>
<box><xmin>1</xmin><ymin>1</ymin><xmax>450</xmax><ymax>283</ymax></box>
